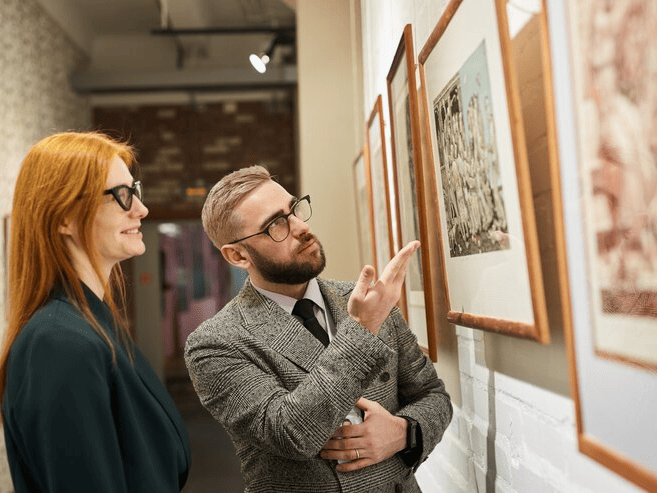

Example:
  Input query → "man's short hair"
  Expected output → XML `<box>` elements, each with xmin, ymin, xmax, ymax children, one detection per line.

<box><xmin>202</xmin><ymin>165</ymin><xmax>273</xmax><ymax>248</ymax></box>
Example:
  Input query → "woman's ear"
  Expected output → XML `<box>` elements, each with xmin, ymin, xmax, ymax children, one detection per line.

<box><xmin>59</xmin><ymin>219</ymin><xmax>75</xmax><ymax>236</ymax></box>
<box><xmin>220</xmin><ymin>244</ymin><xmax>251</xmax><ymax>269</ymax></box>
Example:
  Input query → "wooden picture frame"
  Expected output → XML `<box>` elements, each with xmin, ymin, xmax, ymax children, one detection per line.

<box><xmin>365</xmin><ymin>95</ymin><xmax>395</xmax><ymax>278</ymax></box>
<box><xmin>386</xmin><ymin>24</ymin><xmax>437</xmax><ymax>360</ymax></box>
<box><xmin>352</xmin><ymin>146</ymin><xmax>376</xmax><ymax>268</ymax></box>
<box><xmin>566</xmin><ymin>0</ymin><xmax>657</xmax><ymax>372</ymax></box>
<box><xmin>417</xmin><ymin>0</ymin><xmax>550</xmax><ymax>343</ymax></box>
<box><xmin>559</xmin><ymin>0</ymin><xmax>657</xmax><ymax>488</ymax></box>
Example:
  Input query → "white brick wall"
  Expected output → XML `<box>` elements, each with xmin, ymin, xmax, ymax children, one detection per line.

<box><xmin>415</xmin><ymin>328</ymin><xmax>643</xmax><ymax>492</ymax></box>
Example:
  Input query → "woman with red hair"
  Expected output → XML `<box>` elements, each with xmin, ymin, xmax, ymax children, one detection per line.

<box><xmin>0</xmin><ymin>132</ymin><xmax>191</xmax><ymax>492</ymax></box>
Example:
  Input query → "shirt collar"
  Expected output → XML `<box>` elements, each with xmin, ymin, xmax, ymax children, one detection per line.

<box><xmin>252</xmin><ymin>278</ymin><xmax>326</xmax><ymax>316</ymax></box>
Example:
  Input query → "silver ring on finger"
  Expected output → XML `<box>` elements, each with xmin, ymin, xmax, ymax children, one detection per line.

<box><xmin>355</xmin><ymin>448</ymin><xmax>360</xmax><ymax>460</ymax></box>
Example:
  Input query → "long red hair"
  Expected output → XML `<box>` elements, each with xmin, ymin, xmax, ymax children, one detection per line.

<box><xmin>0</xmin><ymin>131</ymin><xmax>137</xmax><ymax>402</ymax></box>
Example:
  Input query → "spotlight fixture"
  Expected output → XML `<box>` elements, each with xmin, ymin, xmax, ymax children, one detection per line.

<box><xmin>249</xmin><ymin>52</ymin><xmax>271</xmax><ymax>73</ymax></box>
<box><xmin>249</xmin><ymin>38</ymin><xmax>276</xmax><ymax>73</ymax></box>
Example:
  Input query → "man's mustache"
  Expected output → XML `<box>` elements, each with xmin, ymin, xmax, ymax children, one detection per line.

<box><xmin>296</xmin><ymin>233</ymin><xmax>317</xmax><ymax>253</ymax></box>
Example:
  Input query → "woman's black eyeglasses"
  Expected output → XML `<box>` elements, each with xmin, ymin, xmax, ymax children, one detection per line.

<box><xmin>104</xmin><ymin>181</ymin><xmax>143</xmax><ymax>211</ymax></box>
<box><xmin>227</xmin><ymin>195</ymin><xmax>312</xmax><ymax>244</ymax></box>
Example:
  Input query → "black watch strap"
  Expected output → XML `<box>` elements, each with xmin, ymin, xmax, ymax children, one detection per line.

<box><xmin>404</xmin><ymin>416</ymin><xmax>418</xmax><ymax>451</ymax></box>
<box><xmin>398</xmin><ymin>416</ymin><xmax>422</xmax><ymax>467</ymax></box>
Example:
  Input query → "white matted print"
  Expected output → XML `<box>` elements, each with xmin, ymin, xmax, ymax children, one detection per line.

<box><xmin>352</xmin><ymin>147</ymin><xmax>375</xmax><ymax>268</ymax></box>
<box><xmin>560</xmin><ymin>0</ymin><xmax>657</xmax><ymax>488</ymax></box>
<box><xmin>569</xmin><ymin>0</ymin><xmax>657</xmax><ymax>370</ymax></box>
<box><xmin>419</xmin><ymin>0</ymin><xmax>549</xmax><ymax>342</ymax></box>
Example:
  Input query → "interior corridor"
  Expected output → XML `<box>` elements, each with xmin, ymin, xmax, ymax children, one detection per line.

<box><xmin>166</xmin><ymin>360</ymin><xmax>245</xmax><ymax>493</ymax></box>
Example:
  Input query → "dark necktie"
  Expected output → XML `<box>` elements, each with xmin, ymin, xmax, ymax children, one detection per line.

<box><xmin>292</xmin><ymin>299</ymin><xmax>329</xmax><ymax>347</ymax></box>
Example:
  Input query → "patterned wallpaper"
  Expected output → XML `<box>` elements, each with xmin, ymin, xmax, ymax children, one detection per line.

<box><xmin>0</xmin><ymin>0</ymin><xmax>90</xmax><ymax>489</ymax></box>
<box><xmin>0</xmin><ymin>0</ymin><xmax>91</xmax><ymax>330</ymax></box>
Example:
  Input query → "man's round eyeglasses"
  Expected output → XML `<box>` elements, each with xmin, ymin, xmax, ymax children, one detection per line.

<box><xmin>104</xmin><ymin>181</ymin><xmax>143</xmax><ymax>211</ymax></box>
<box><xmin>227</xmin><ymin>195</ymin><xmax>312</xmax><ymax>244</ymax></box>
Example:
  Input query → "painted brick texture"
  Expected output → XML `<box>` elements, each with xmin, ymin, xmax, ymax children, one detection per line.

<box><xmin>416</xmin><ymin>328</ymin><xmax>643</xmax><ymax>492</ymax></box>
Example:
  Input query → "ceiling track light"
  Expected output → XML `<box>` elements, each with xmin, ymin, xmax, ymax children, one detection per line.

<box><xmin>248</xmin><ymin>29</ymin><xmax>295</xmax><ymax>74</ymax></box>
<box><xmin>249</xmin><ymin>38</ymin><xmax>277</xmax><ymax>73</ymax></box>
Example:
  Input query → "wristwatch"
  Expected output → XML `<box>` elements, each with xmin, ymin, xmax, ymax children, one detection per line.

<box><xmin>403</xmin><ymin>416</ymin><xmax>419</xmax><ymax>452</ymax></box>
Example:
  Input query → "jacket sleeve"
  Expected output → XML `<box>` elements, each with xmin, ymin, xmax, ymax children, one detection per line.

<box><xmin>389</xmin><ymin>307</ymin><xmax>453</xmax><ymax>468</ymax></box>
<box><xmin>185</xmin><ymin>315</ymin><xmax>396</xmax><ymax>460</ymax></box>
<box><xmin>4</xmin><ymin>323</ymin><xmax>129</xmax><ymax>492</ymax></box>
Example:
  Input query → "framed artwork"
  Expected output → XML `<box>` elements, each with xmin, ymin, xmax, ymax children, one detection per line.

<box><xmin>386</xmin><ymin>24</ymin><xmax>437</xmax><ymax>360</ymax></box>
<box><xmin>418</xmin><ymin>0</ymin><xmax>550</xmax><ymax>343</ymax></box>
<box><xmin>365</xmin><ymin>95</ymin><xmax>394</xmax><ymax>278</ymax></box>
<box><xmin>352</xmin><ymin>146</ymin><xmax>375</xmax><ymax>268</ymax></box>
<box><xmin>560</xmin><ymin>0</ymin><xmax>657</xmax><ymax>488</ymax></box>
<box><xmin>567</xmin><ymin>0</ymin><xmax>657</xmax><ymax>372</ymax></box>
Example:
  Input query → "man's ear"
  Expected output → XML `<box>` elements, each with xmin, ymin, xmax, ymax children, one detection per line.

<box><xmin>220</xmin><ymin>244</ymin><xmax>251</xmax><ymax>269</ymax></box>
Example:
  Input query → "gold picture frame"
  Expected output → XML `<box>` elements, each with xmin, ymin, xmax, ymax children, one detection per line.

<box><xmin>386</xmin><ymin>24</ymin><xmax>437</xmax><ymax>360</ymax></box>
<box><xmin>560</xmin><ymin>0</ymin><xmax>657</xmax><ymax>488</ymax></box>
<box><xmin>418</xmin><ymin>0</ymin><xmax>550</xmax><ymax>343</ymax></box>
<box><xmin>365</xmin><ymin>95</ymin><xmax>395</xmax><ymax>279</ymax></box>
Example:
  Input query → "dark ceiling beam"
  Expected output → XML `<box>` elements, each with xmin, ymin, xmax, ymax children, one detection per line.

<box><xmin>77</xmin><ymin>82</ymin><xmax>296</xmax><ymax>94</ymax></box>
<box><xmin>72</xmin><ymin>66</ymin><xmax>297</xmax><ymax>94</ymax></box>
<box><xmin>151</xmin><ymin>26</ymin><xmax>295</xmax><ymax>36</ymax></box>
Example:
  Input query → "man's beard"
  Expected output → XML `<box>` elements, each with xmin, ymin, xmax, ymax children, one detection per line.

<box><xmin>244</xmin><ymin>234</ymin><xmax>326</xmax><ymax>285</ymax></box>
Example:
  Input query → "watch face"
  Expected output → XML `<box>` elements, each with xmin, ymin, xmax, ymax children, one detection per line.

<box><xmin>405</xmin><ymin>418</ymin><xmax>417</xmax><ymax>449</ymax></box>
<box><xmin>411</xmin><ymin>423</ymin><xmax>417</xmax><ymax>448</ymax></box>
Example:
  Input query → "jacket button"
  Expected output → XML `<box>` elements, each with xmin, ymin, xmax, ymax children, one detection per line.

<box><xmin>376</xmin><ymin>357</ymin><xmax>386</xmax><ymax>368</ymax></box>
<box><xmin>380</xmin><ymin>372</ymin><xmax>390</xmax><ymax>382</ymax></box>
<box><xmin>394</xmin><ymin>484</ymin><xmax>403</xmax><ymax>493</ymax></box>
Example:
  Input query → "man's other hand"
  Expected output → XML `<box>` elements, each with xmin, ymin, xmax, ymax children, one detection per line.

<box><xmin>320</xmin><ymin>398</ymin><xmax>407</xmax><ymax>472</ymax></box>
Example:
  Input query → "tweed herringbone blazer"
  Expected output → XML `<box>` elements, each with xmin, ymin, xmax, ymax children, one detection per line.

<box><xmin>185</xmin><ymin>278</ymin><xmax>452</xmax><ymax>493</ymax></box>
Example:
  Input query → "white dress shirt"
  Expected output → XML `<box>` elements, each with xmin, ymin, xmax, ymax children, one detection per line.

<box><xmin>253</xmin><ymin>278</ymin><xmax>336</xmax><ymax>341</ymax></box>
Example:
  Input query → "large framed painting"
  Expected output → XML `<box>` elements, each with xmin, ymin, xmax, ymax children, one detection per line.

<box><xmin>418</xmin><ymin>0</ymin><xmax>550</xmax><ymax>343</ymax></box>
<box><xmin>365</xmin><ymin>95</ymin><xmax>394</xmax><ymax>278</ymax></box>
<box><xmin>560</xmin><ymin>0</ymin><xmax>657</xmax><ymax>488</ymax></box>
<box><xmin>352</xmin><ymin>146</ymin><xmax>375</xmax><ymax>268</ymax></box>
<box><xmin>567</xmin><ymin>0</ymin><xmax>657</xmax><ymax>373</ymax></box>
<box><xmin>386</xmin><ymin>24</ymin><xmax>437</xmax><ymax>360</ymax></box>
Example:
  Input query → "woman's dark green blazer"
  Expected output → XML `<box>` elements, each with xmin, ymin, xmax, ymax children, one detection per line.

<box><xmin>2</xmin><ymin>284</ymin><xmax>191</xmax><ymax>492</ymax></box>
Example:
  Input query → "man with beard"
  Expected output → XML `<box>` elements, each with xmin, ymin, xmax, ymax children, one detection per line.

<box><xmin>185</xmin><ymin>166</ymin><xmax>452</xmax><ymax>493</ymax></box>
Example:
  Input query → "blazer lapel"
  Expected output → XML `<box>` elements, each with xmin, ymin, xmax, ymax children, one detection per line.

<box><xmin>236</xmin><ymin>280</ymin><xmax>326</xmax><ymax>372</ymax></box>
<box><xmin>316</xmin><ymin>279</ymin><xmax>350</xmax><ymax>327</ymax></box>
<box><xmin>133</xmin><ymin>351</ymin><xmax>191</xmax><ymax>457</ymax></box>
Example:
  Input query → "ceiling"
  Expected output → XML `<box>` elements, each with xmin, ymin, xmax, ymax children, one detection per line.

<box><xmin>36</xmin><ymin>0</ymin><xmax>298</xmax><ymax>93</ymax></box>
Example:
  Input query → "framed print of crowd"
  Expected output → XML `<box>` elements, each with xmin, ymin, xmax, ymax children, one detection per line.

<box><xmin>418</xmin><ymin>0</ymin><xmax>550</xmax><ymax>343</ymax></box>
